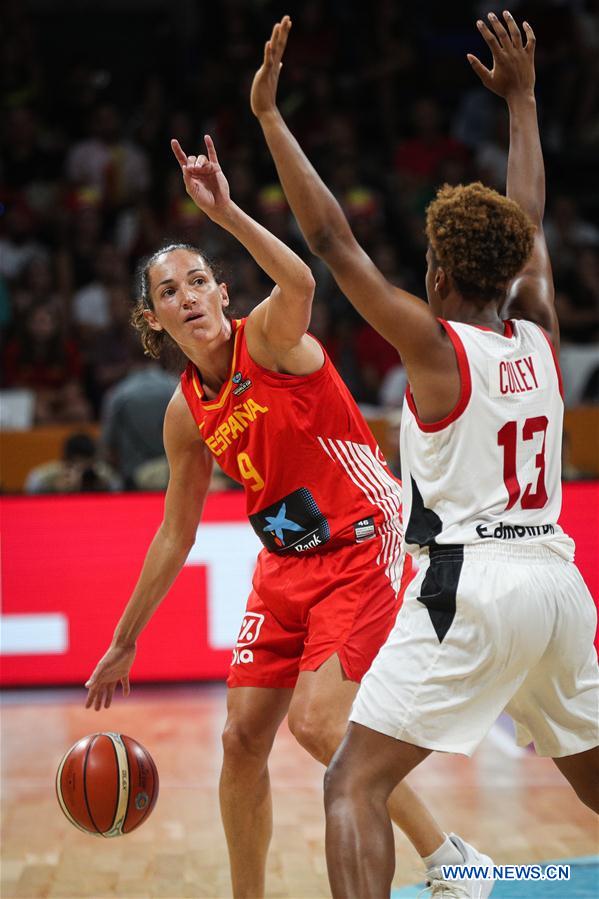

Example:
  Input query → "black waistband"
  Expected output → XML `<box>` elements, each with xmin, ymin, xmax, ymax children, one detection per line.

<box><xmin>428</xmin><ymin>542</ymin><xmax>464</xmax><ymax>559</ymax></box>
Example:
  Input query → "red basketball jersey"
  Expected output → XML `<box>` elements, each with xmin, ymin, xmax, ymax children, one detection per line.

<box><xmin>180</xmin><ymin>319</ymin><xmax>404</xmax><ymax>581</ymax></box>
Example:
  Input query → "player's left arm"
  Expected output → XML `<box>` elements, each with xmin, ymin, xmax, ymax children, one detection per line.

<box><xmin>171</xmin><ymin>137</ymin><xmax>321</xmax><ymax>372</ymax></box>
<box><xmin>469</xmin><ymin>11</ymin><xmax>559</xmax><ymax>348</ymax></box>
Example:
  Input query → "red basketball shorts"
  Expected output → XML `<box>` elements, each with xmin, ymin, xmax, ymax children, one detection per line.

<box><xmin>227</xmin><ymin>534</ymin><xmax>414</xmax><ymax>689</ymax></box>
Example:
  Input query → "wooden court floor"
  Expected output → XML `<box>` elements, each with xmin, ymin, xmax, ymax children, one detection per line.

<box><xmin>1</xmin><ymin>684</ymin><xmax>597</xmax><ymax>898</ymax></box>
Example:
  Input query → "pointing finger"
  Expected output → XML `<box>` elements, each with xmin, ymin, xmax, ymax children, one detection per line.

<box><xmin>171</xmin><ymin>138</ymin><xmax>188</xmax><ymax>168</ymax></box>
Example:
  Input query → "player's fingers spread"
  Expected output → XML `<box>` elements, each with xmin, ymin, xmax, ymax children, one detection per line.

<box><xmin>204</xmin><ymin>134</ymin><xmax>218</xmax><ymax>163</ymax></box>
<box><xmin>523</xmin><ymin>21</ymin><xmax>536</xmax><ymax>51</ymax></box>
<box><xmin>171</xmin><ymin>139</ymin><xmax>187</xmax><ymax>167</ymax></box>
<box><xmin>279</xmin><ymin>16</ymin><xmax>291</xmax><ymax>50</ymax></box>
<box><xmin>467</xmin><ymin>54</ymin><xmax>490</xmax><ymax>82</ymax></box>
<box><xmin>477</xmin><ymin>19</ymin><xmax>501</xmax><ymax>53</ymax></box>
<box><xmin>503</xmin><ymin>10</ymin><xmax>523</xmax><ymax>48</ymax></box>
<box><xmin>94</xmin><ymin>690</ymin><xmax>104</xmax><ymax>711</ymax></box>
<box><xmin>487</xmin><ymin>12</ymin><xmax>508</xmax><ymax>46</ymax></box>
<box><xmin>122</xmin><ymin>676</ymin><xmax>130</xmax><ymax>697</ymax></box>
<box><xmin>104</xmin><ymin>685</ymin><xmax>115</xmax><ymax>709</ymax></box>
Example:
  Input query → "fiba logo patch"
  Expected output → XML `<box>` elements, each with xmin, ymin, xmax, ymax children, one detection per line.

<box><xmin>232</xmin><ymin>612</ymin><xmax>264</xmax><ymax>665</ymax></box>
<box><xmin>232</xmin><ymin>370</ymin><xmax>252</xmax><ymax>396</ymax></box>
<box><xmin>135</xmin><ymin>791</ymin><xmax>149</xmax><ymax>810</ymax></box>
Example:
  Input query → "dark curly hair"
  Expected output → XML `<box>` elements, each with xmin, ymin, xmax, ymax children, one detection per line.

<box><xmin>425</xmin><ymin>182</ymin><xmax>535</xmax><ymax>303</ymax></box>
<box><xmin>131</xmin><ymin>242</ymin><xmax>224</xmax><ymax>359</ymax></box>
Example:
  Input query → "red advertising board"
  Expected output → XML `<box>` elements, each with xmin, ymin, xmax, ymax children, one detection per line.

<box><xmin>1</xmin><ymin>483</ymin><xmax>597</xmax><ymax>686</ymax></box>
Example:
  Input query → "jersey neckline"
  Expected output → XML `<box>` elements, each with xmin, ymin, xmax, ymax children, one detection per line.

<box><xmin>189</xmin><ymin>318</ymin><xmax>243</xmax><ymax>411</ymax></box>
<box><xmin>469</xmin><ymin>319</ymin><xmax>515</xmax><ymax>338</ymax></box>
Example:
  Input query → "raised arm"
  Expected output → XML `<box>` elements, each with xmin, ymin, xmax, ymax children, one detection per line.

<box><xmin>469</xmin><ymin>11</ymin><xmax>559</xmax><ymax>345</ymax></box>
<box><xmin>249</xmin><ymin>17</ymin><xmax>455</xmax><ymax>395</ymax></box>
<box><xmin>171</xmin><ymin>136</ymin><xmax>320</xmax><ymax>371</ymax></box>
<box><xmin>85</xmin><ymin>387</ymin><xmax>213</xmax><ymax>710</ymax></box>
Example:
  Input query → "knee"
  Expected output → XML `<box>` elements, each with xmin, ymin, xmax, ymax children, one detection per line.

<box><xmin>288</xmin><ymin>706</ymin><xmax>341</xmax><ymax>765</ymax></box>
<box><xmin>221</xmin><ymin>717</ymin><xmax>272</xmax><ymax>767</ymax></box>
<box><xmin>323</xmin><ymin>749</ymin><xmax>361</xmax><ymax>813</ymax></box>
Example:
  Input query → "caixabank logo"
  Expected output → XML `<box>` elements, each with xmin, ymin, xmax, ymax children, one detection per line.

<box><xmin>249</xmin><ymin>488</ymin><xmax>330</xmax><ymax>554</ymax></box>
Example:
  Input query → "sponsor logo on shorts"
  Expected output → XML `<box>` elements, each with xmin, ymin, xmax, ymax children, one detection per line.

<box><xmin>236</xmin><ymin>612</ymin><xmax>264</xmax><ymax>646</ymax></box>
<box><xmin>232</xmin><ymin>370</ymin><xmax>252</xmax><ymax>396</ymax></box>
<box><xmin>476</xmin><ymin>522</ymin><xmax>556</xmax><ymax>540</ymax></box>
<box><xmin>353</xmin><ymin>517</ymin><xmax>376</xmax><ymax>543</ymax></box>
<box><xmin>232</xmin><ymin>648</ymin><xmax>254</xmax><ymax>664</ymax></box>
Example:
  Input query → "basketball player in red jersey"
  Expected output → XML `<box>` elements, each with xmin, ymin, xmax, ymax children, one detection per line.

<box><xmin>84</xmin><ymin>135</ymin><xmax>491</xmax><ymax>894</ymax></box>
<box><xmin>252</xmin><ymin>10</ymin><xmax>599</xmax><ymax>898</ymax></box>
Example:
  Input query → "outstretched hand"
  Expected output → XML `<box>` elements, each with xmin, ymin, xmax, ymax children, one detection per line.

<box><xmin>171</xmin><ymin>135</ymin><xmax>231</xmax><ymax>217</ymax></box>
<box><xmin>468</xmin><ymin>10</ymin><xmax>535</xmax><ymax>100</ymax></box>
<box><xmin>251</xmin><ymin>15</ymin><xmax>291</xmax><ymax>118</ymax></box>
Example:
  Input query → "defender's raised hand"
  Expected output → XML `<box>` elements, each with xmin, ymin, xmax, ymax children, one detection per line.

<box><xmin>251</xmin><ymin>15</ymin><xmax>291</xmax><ymax>119</ymax></box>
<box><xmin>171</xmin><ymin>135</ymin><xmax>231</xmax><ymax>217</ymax></box>
<box><xmin>468</xmin><ymin>11</ymin><xmax>535</xmax><ymax>100</ymax></box>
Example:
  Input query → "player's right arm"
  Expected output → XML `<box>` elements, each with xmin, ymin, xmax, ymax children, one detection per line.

<box><xmin>469</xmin><ymin>11</ymin><xmax>559</xmax><ymax>347</ymax></box>
<box><xmin>85</xmin><ymin>386</ymin><xmax>213</xmax><ymax>710</ymax></box>
<box><xmin>250</xmin><ymin>17</ymin><xmax>459</xmax><ymax>421</ymax></box>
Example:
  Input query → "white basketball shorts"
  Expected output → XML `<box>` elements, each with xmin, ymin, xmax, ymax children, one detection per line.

<box><xmin>350</xmin><ymin>542</ymin><xmax>599</xmax><ymax>757</ymax></box>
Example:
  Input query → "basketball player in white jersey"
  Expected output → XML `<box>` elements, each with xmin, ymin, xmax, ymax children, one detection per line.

<box><xmin>251</xmin><ymin>10</ymin><xmax>599</xmax><ymax>897</ymax></box>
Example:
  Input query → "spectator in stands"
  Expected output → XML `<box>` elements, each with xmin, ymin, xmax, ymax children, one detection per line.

<box><xmin>543</xmin><ymin>195</ymin><xmax>599</xmax><ymax>274</ymax></box>
<box><xmin>65</xmin><ymin>103</ymin><xmax>150</xmax><ymax>210</ymax></box>
<box><xmin>393</xmin><ymin>98</ymin><xmax>469</xmax><ymax>189</ymax></box>
<box><xmin>24</xmin><ymin>432</ymin><xmax>119</xmax><ymax>494</ymax></box>
<box><xmin>100</xmin><ymin>347</ymin><xmax>178</xmax><ymax>489</ymax></box>
<box><xmin>3</xmin><ymin>302</ymin><xmax>91</xmax><ymax>424</ymax></box>
<box><xmin>0</xmin><ymin>202</ymin><xmax>46</xmax><ymax>282</ymax></box>
<box><xmin>555</xmin><ymin>248</ymin><xmax>599</xmax><ymax>345</ymax></box>
<box><xmin>84</xmin><ymin>286</ymin><xmax>136</xmax><ymax>415</ymax></box>
<box><xmin>71</xmin><ymin>243</ymin><xmax>128</xmax><ymax>336</ymax></box>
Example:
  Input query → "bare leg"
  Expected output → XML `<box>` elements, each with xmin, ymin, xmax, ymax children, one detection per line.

<box><xmin>324</xmin><ymin>722</ymin><xmax>431</xmax><ymax>899</ymax></box>
<box><xmin>553</xmin><ymin>745</ymin><xmax>599</xmax><ymax>813</ymax></box>
<box><xmin>288</xmin><ymin>655</ymin><xmax>443</xmax><ymax>858</ymax></box>
<box><xmin>220</xmin><ymin>686</ymin><xmax>292</xmax><ymax>899</ymax></box>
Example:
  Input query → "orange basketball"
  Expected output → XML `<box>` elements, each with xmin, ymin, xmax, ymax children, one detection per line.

<box><xmin>56</xmin><ymin>732</ymin><xmax>159</xmax><ymax>837</ymax></box>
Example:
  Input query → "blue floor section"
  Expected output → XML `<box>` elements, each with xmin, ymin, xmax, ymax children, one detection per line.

<box><xmin>391</xmin><ymin>855</ymin><xmax>599</xmax><ymax>898</ymax></box>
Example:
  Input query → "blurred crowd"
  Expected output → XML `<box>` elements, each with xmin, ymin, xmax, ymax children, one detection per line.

<box><xmin>2</xmin><ymin>0</ymin><xmax>598</xmax><ymax>490</ymax></box>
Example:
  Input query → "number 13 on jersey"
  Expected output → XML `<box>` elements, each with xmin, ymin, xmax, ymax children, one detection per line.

<box><xmin>237</xmin><ymin>452</ymin><xmax>265</xmax><ymax>492</ymax></box>
<box><xmin>498</xmin><ymin>415</ymin><xmax>549</xmax><ymax>511</ymax></box>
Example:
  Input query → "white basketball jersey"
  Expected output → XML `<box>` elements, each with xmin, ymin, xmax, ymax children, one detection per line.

<box><xmin>400</xmin><ymin>319</ymin><xmax>575</xmax><ymax>561</ymax></box>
